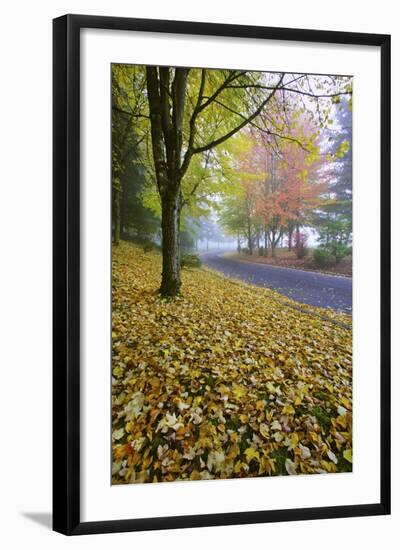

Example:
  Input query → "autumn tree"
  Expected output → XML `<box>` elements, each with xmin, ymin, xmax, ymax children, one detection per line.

<box><xmin>113</xmin><ymin>66</ymin><xmax>351</xmax><ymax>295</ymax></box>
<box><xmin>112</xmin><ymin>65</ymin><xmax>152</xmax><ymax>244</ymax></box>
<box><xmin>145</xmin><ymin>68</ymin><xmax>296</xmax><ymax>294</ymax></box>
<box><xmin>219</xmin><ymin>116</ymin><xmax>325</xmax><ymax>258</ymax></box>
<box><xmin>313</xmin><ymin>98</ymin><xmax>352</xmax><ymax>259</ymax></box>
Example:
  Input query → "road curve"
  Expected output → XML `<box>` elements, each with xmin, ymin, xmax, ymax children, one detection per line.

<box><xmin>200</xmin><ymin>251</ymin><xmax>352</xmax><ymax>313</ymax></box>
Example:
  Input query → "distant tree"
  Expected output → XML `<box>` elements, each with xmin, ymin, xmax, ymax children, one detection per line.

<box><xmin>112</xmin><ymin>65</ymin><xmax>155</xmax><ymax>244</ymax></box>
<box><xmin>220</xmin><ymin>117</ymin><xmax>325</xmax><ymax>258</ymax></box>
<box><xmin>313</xmin><ymin>98</ymin><xmax>352</xmax><ymax>251</ymax></box>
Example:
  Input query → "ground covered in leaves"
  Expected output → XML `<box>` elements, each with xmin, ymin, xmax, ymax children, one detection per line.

<box><xmin>112</xmin><ymin>241</ymin><xmax>352</xmax><ymax>484</ymax></box>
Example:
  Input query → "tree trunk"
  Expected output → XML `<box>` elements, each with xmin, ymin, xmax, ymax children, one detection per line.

<box><xmin>288</xmin><ymin>229</ymin><xmax>293</xmax><ymax>251</ymax></box>
<box><xmin>264</xmin><ymin>227</ymin><xmax>269</xmax><ymax>257</ymax></box>
<box><xmin>247</xmin><ymin>217</ymin><xmax>253</xmax><ymax>255</ymax></box>
<box><xmin>295</xmin><ymin>224</ymin><xmax>300</xmax><ymax>245</ymax></box>
<box><xmin>112</xmin><ymin>189</ymin><xmax>121</xmax><ymax>245</ymax></box>
<box><xmin>160</xmin><ymin>191</ymin><xmax>181</xmax><ymax>296</ymax></box>
<box><xmin>271</xmin><ymin>230</ymin><xmax>276</xmax><ymax>257</ymax></box>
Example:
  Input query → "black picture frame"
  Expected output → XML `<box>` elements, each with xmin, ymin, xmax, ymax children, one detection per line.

<box><xmin>53</xmin><ymin>14</ymin><xmax>391</xmax><ymax>535</ymax></box>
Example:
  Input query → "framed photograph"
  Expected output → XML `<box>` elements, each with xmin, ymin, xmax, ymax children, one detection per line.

<box><xmin>53</xmin><ymin>14</ymin><xmax>390</xmax><ymax>535</ymax></box>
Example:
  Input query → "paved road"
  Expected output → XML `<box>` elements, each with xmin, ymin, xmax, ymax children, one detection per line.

<box><xmin>201</xmin><ymin>251</ymin><xmax>352</xmax><ymax>313</ymax></box>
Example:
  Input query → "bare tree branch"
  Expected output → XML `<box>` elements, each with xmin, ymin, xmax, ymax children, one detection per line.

<box><xmin>212</xmin><ymin>98</ymin><xmax>311</xmax><ymax>153</ymax></box>
<box><xmin>189</xmin><ymin>74</ymin><xmax>285</xmax><ymax>157</ymax></box>
<box><xmin>226</xmin><ymin>84</ymin><xmax>352</xmax><ymax>99</ymax></box>
<box><xmin>112</xmin><ymin>106</ymin><xmax>149</xmax><ymax>119</ymax></box>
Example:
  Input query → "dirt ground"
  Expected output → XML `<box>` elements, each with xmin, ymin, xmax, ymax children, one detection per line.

<box><xmin>227</xmin><ymin>249</ymin><xmax>352</xmax><ymax>277</ymax></box>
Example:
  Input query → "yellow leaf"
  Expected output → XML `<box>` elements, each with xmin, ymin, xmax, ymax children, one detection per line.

<box><xmin>340</xmin><ymin>397</ymin><xmax>352</xmax><ymax>409</ymax></box>
<box><xmin>343</xmin><ymin>449</ymin><xmax>352</xmax><ymax>463</ymax></box>
<box><xmin>259</xmin><ymin>423</ymin><xmax>269</xmax><ymax>438</ymax></box>
<box><xmin>244</xmin><ymin>447</ymin><xmax>260</xmax><ymax>463</ymax></box>
<box><xmin>309</xmin><ymin>431</ymin><xmax>320</xmax><ymax>444</ymax></box>
<box><xmin>336</xmin><ymin>415</ymin><xmax>348</xmax><ymax>429</ymax></box>
<box><xmin>149</xmin><ymin>377</ymin><xmax>160</xmax><ymax>389</ymax></box>
<box><xmin>282</xmin><ymin>404</ymin><xmax>295</xmax><ymax>415</ymax></box>
<box><xmin>125</xmin><ymin>421</ymin><xmax>134</xmax><ymax>433</ymax></box>
<box><xmin>289</xmin><ymin>432</ymin><xmax>299</xmax><ymax>448</ymax></box>
<box><xmin>233</xmin><ymin>384</ymin><xmax>246</xmax><ymax>398</ymax></box>
<box><xmin>193</xmin><ymin>396</ymin><xmax>202</xmax><ymax>407</ymax></box>
<box><xmin>112</xmin><ymin>366</ymin><xmax>123</xmax><ymax>378</ymax></box>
